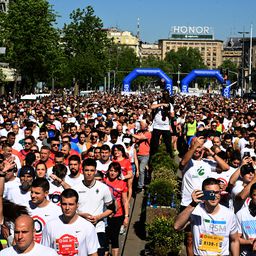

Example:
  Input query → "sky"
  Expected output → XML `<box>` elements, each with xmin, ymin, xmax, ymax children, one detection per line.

<box><xmin>48</xmin><ymin>0</ymin><xmax>256</xmax><ymax>43</ymax></box>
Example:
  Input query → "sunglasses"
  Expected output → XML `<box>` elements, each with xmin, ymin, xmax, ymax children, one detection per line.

<box><xmin>52</xmin><ymin>144</ymin><xmax>60</xmax><ymax>147</ymax></box>
<box><xmin>25</xmin><ymin>142</ymin><xmax>32</xmax><ymax>145</ymax></box>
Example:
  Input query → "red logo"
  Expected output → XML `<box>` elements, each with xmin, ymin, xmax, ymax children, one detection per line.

<box><xmin>56</xmin><ymin>234</ymin><xmax>79</xmax><ymax>255</ymax></box>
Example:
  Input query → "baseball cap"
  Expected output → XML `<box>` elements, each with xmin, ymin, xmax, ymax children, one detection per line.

<box><xmin>19</xmin><ymin>166</ymin><xmax>35</xmax><ymax>178</ymax></box>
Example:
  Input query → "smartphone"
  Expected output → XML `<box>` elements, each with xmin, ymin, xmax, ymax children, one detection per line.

<box><xmin>201</xmin><ymin>190</ymin><xmax>215</xmax><ymax>200</ymax></box>
<box><xmin>244</xmin><ymin>152</ymin><xmax>251</xmax><ymax>157</ymax></box>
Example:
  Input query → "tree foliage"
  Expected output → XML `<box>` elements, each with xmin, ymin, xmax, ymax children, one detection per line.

<box><xmin>165</xmin><ymin>47</ymin><xmax>206</xmax><ymax>73</ymax></box>
<box><xmin>1</xmin><ymin>0</ymin><xmax>60</xmax><ymax>92</ymax></box>
<box><xmin>62</xmin><ymin>6</ymin><xmax>111</xmax><ymax>89</ymax></box>
<box><xmin>218</xmin><ymin>59</ymin><xmax>238</xmax><ymax>82</ymax></box>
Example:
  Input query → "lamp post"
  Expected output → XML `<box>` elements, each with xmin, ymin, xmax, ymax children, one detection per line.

<box><xmin>177</xmin><ymin>64</ymin><xmax>181</xmax><ymax>91</ymax></box>
<box><xmin>238</xmin><ymin>30</ymin><xmax>249</xmax><ymax>96</ymax></box>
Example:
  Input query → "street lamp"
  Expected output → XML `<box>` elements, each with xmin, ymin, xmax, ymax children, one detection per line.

<box><xmin>177</xmin><ymin>64</ymin><xmax>181</xmax><ymax>90</ymax></box>
<box><xmin>238</xmin><ymin>30</ymin><xmax>249</xmax><ymax>96</ymax></box>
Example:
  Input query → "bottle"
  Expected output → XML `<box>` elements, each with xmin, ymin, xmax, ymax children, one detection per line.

<box><xmin>147</xmin><ymin>193</ymin><xmax>151</xmax><ymax>207</ymax></box>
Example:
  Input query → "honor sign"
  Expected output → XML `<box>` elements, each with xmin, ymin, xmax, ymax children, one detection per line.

<box><xmin>171</xmin><ymin>26</ymin><xmax>213</xmax><ymax>39</ymax></box>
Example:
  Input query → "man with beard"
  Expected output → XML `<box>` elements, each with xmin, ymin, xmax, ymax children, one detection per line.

<box><xmin>5</xmin><ymin>165</ymin><xmax>35</xmax><ymax>207</ymax></box>
<box><xmin>65</xmin><ymin>155</ymin><xmax>83</xmax><ymax>187</ymax></box>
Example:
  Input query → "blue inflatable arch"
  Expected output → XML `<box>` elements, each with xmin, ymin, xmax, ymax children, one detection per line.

<box><xmin>123</xmin><ymin>68</ymin><xmax>173</xmax><ymax>95</ymax></box>
<box><xmin>181</xmin><ymin>69</ymin><xmax>231</xmax><ymax>98</ymax></box>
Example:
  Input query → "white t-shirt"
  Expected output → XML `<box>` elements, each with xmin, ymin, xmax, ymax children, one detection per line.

<box><xmin>73</xmin><ymin>180</ymin><xmax>113</xmax><ymax>233</ymax></box>
<box><xmin>191</xmin><ymin>204</ymin><xmax>237</xmax><ymax>256</ymax></box>
<box><xmin>96</xmin><ymin>160</ymin><xmax>112</xmax><ymax>175</ymax></box>
<box><xmin>5</xmin><ymin>185</ymin><xmax>31</xmax><ymax>207</ymax></box>
<box><xmin>3</xmin><ymin>177</ymin><xmax>20</xmax><ymax>198</ymax></box>
<box><xmin>152</xmin><ymin>101</ymin><xmax>174</xmax><ymax>130</ymax></box>
<box><xmin>181</xmin><ymin>159</ymin><xmax>217</xmax><ymax>206</ymax></box>
<box><xmin>0</xmin><ymin>242</ymin><xmax>58</xmax><ymax>256</ymax></box>
<box><xmin>65</xmin><ymin>174</ymin><xmax>83</xmax><ymax>188</ymax></box>
<box><xmin>236</xmin><ymin>206</ymin><xmax>256</xmax><ymax>256</ymax></box>
<box><xmin>28</xmin><ymin>201</ymin><xmax>62</xmax><ymax>243</ymax></box>
<box><xmin>48</xmin><ymin>182</ymin><xmax>64</xmax><ymax>206</ymax></box>
<box><xmin>41</xmin><ymin>215</ymin><xmax>99</xmax><ymax>256</ymax></box>
<box><xmin>231</xmin><ymin>180</ymin><xmax>251</xmax><ymax>213</ymax></box>
<box><xmin>238</xmin><ymin>138</ymin><xmax>249</xmax><ymax>152</ymax></box>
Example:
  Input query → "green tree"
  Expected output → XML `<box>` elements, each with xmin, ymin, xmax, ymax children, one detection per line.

<box><xmin>218</xmin><ymin>59</ymin><xmax>238</xmax><ymax>82</ymax></box>
<box><xmin>0</xmin><ymin>68</ymin><xmax>5</xmax><ymax>82</ymax></box>
<box><xmin>62</xmin><ymin>6</ymin><xmax>110</xmax><ymax>93</ymax></box>
<box><xmin>165</xmin><ymin>47</ymin><xmax>206</xmax><ymax>73</ymax></box>
<box><xmin>1</xmin><ymin>0</ymin><xmax>60</xmax><ymax>93</ymax></box>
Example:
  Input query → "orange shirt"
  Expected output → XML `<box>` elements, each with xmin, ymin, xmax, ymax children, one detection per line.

<box><xmin>113</xmin><ymin>158</ymin><xmax>132</xmax><ymax>177</ymax></box>
<box><xmin>104</xmin><ymin>178</ymin><xmax>128</xmax><ymax>217</ymax></box>
<box><xmin>136</xmin><ymin>131</ymin><xmax>151</xmax><ymax>156</ymax></box>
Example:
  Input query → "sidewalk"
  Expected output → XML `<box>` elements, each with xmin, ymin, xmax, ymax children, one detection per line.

<box><xmin>121</xmin><ymin>191</ymin><xmax>147</xmax><ymax>256</ymax></box>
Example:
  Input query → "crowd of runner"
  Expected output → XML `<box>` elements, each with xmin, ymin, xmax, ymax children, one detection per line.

<box><xmin>0</xmin><ymin>91</ymin><xmax>254</xmax><ymax>255</ymax></box>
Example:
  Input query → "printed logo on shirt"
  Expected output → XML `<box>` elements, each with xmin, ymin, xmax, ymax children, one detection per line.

<box><xmin>197</xmin><ymin>166</ymin><xmax>205</xmax><ymax>176</ymax></box>
<box><xmin>204</xmin><ymin>219</ymin><xmax>227</xmax><ymax>234</ymax></box>
<box><xmin>56</xmin><ymin>234</ymin><xmax>79</xmax><ymax>255</ymax></box>
<box><xmin>32</xmin><ymin>215</ymin><xmax>46</xmax><ymax>243</ymax></box>
<box><xmin>49</xmin><ymin>191</ymin><xmax>61</xmax><ymax>206</ymax></box>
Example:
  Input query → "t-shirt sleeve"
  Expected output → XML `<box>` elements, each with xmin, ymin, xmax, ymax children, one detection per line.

<box><xmin>230</xmin><ymin>212</ymin><xmax>238</xmax><ymax>235</ymax></box>
<box><xmin>104</xmin><ymin>185</ymin><xmax>114</xmax><ymax>205</ymax></box>
<box><xmin>235</xmin><ymin>211</ymin><xmax>242</xmax><ymax>234</ymax></box>
<box><xmin>232</xmin><ymin>182</ymin><xmax>244</xmax><ymax>196</ymax></box>
<box><xmin>86</xmin><ymin>224</ymin><xmax>100</xmax><ymax>254</ymax></box>
<box><xmin>41</xmin><ymin>224</ymin><xmax>52</xmax><ymax>248</ymax></box>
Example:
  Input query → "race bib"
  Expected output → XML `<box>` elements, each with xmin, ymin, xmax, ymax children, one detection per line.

<box><xmin>56</xmin><ymin>234</ymin><xmax>79</xmax><ymax>255</ymax></box>
<box><xmin>199</xmin><ymin>233</ymin><xmax>224</xmax><ymax>253</ymax></box>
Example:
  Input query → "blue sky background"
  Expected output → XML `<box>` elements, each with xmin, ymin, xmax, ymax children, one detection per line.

<box><xmin>48</xmin><ymin>0</ymin><xmax>255</xmax><ymax>43</ymax></box>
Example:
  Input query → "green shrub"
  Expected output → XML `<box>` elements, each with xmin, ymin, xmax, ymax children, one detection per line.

<box><xmin>147</xmin><ymin>216</ymin><xmax>184</xmax><ymax>256</ymax></box>
<box><xmin>148</xmin><ymin>178</ymin><xmax>177</xmax><ymax>207</ymax></box>
<box><xmin>150</xmin><ymin>144</ymin><xmax>178</xmax><ymax>176</ymax></box>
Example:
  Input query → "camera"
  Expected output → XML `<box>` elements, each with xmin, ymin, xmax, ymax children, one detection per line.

<box><xmin>200</xmin><ymin>190</ymin><xmax>216</xmax><ymax>200</ymax></box>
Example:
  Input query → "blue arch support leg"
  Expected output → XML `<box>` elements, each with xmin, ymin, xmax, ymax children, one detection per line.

<box><xmin>181</xmin><ymin>69</ymin><xmax>231</xmax><ymax>98</ymax></box>
<box><xmin>123</xmin><ymin>68</ymin><xmax>173</xmax><ymax>95</ymax></box>
<box><xmin>222</xmin><ymin>80</ymin><xmax>231</xmax><ymax>98</ymax></box>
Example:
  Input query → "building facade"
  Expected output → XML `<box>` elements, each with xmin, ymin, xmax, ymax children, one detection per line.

<box><xmin>140</xmin><ymin>43</ymin><xmax>161</xmax><ymax>59</ymax></box>
<box><xmin>106</xmin><ymin>27</ymin><xmax>139</xmax><ymax>55</ymax></box>
<box><xmin>158</xmin><ymin>39</ymin><xmax>223</xmax><ymax>69</ymax></box>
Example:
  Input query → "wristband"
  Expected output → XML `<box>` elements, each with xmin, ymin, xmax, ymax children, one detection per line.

<box><xmin>212</xmin><ymin>153</ymin><xmax>216</xmax><ymax>157</ymax></box>
<box><xmin>125</xmin><ymin>215</ymin><xmax>129</xmax><ymax>217</ymax></box>
<box><xmin>189</xmin><ymin>201</ymin><xmax>198</xmax><ymax>207</ymax></box>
